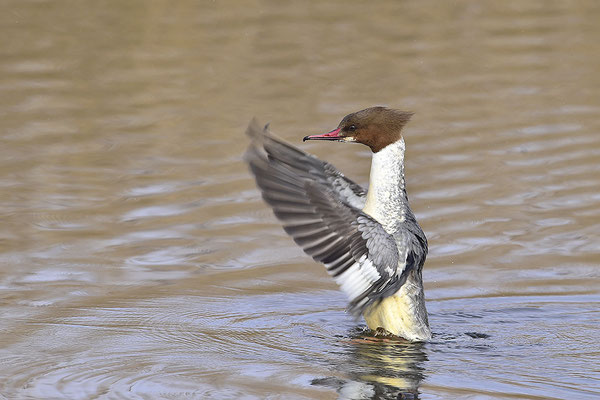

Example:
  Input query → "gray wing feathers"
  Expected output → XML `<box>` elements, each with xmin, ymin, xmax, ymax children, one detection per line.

<box><xmin>245</xmin><ymin>118</ymin><xmax>366</xmax><ymax>208</ymax></box>
<box><xmin>245</xmin><ymin>120</ymin><xmax>402</xmax><ymax>315</ymax></box>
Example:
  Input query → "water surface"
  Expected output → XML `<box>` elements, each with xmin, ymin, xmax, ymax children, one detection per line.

<box><xmin>1</xmin><ymin>1</ymin><xmax>599</xmax><ymax>399</ymax></box>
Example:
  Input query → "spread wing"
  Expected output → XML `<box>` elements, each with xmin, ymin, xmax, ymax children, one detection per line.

<box><xmin>244</xmin><ymin>119</ymin><xmax>405</xmax><ymax>314</ymax></box>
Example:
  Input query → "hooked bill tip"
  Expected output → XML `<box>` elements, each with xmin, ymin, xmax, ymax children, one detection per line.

<box><xmin>303</xmin><ymin>128</ymin><xmax>343</xmax><ymax>142</ymax></box>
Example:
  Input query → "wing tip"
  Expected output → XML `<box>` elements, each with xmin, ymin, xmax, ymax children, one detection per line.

<box><xmin>245</xmin><ymin>117</ymin><xmax>269</xmax><ymax>139</ymax></box>
<box><xmin>244</xmin><ymin>118</ymin><xmax>272</xmax><ymax>165</ymax></box>
<box><xmin>245</xmin><ymin>118</ymin><xmax>274</xmax><ymax>139</ymax></box>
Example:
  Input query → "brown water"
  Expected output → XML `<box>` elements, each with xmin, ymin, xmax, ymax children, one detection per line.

<box><xmin>1</xmin><ymin>1</ymin><xmax>600</xmax><ymax>399</ymax></box>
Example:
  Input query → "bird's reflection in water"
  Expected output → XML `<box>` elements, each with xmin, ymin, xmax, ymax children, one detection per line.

<box><xmin>313</xmin><ymin>328</ymin><xmax>427</xmax><ymax>400</ymax></box>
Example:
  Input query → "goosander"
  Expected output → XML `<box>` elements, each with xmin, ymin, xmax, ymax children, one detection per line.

<box><xmin>245</xmin><ymin>107</ymin><xmax>431</xmax><ymax>341</ymax></box>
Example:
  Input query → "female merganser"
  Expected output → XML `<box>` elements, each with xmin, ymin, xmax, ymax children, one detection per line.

<box><xmin>245</xmin><ymin>107</ymin><xmax>431</xmax><ymax>341</ymax></box>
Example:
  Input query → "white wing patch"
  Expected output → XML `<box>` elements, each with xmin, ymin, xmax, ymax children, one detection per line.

<box><xmin>331</xmin><ymin>254</ymin><xmax>382</xmax><ymax>302</ymax></box>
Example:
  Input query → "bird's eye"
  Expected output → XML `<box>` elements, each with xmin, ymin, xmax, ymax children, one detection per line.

<box><xmin>348</xmin><ymin>125</ymin><xmax>357</xmax><ymax>131</ymax></box>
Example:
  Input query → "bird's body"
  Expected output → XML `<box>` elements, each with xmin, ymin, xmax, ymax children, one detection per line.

<box><xmin>360</xmin><ymin>139</ymin><xmax>430</xmax><ymax>341</ymax></box>
<box><xmin>245</xmin><ymin>107</ymin><xmax>431</xmax><ymax>341</ymax></box>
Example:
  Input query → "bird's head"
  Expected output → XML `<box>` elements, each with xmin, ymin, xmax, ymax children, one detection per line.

<box><xmin>303</xmin><ymin>107</ymin><xmax>413</xmax><ymax>153</ymax></box>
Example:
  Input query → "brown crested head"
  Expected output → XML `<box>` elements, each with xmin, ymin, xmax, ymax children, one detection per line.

<box><xmin>304</xmin><ymin>107</ymin><xmax>413</xmax><ymax>153</ymax></box>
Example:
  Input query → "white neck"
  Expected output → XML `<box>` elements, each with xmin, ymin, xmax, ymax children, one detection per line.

<box><xmin>362</xmin><ymin>139</ymin><xmax>407</xmax><ymax>232</ymax></box>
